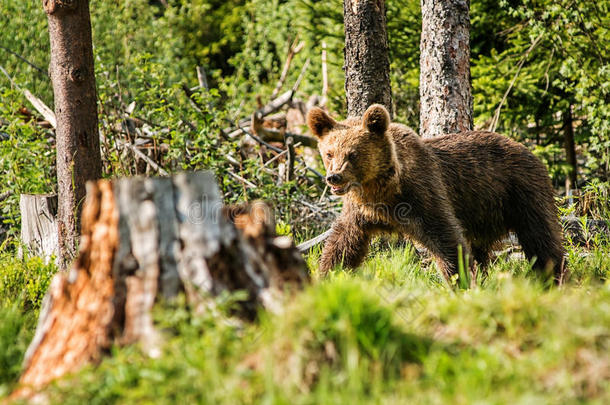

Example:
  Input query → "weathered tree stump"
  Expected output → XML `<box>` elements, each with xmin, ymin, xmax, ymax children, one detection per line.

<box><xmin>19</xmin><ymin>194</ymin><xmax>59</xmax><ymax>263</ymax></box>
<box><xmin>13</xmin><ymin>171</ymin><xmax>308</xmax><ymax>397</ymax></box>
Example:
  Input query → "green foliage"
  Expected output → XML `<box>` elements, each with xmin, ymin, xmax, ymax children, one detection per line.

<box><xmin>260</xmin><ymin>278</ymin><xmax>429</xmax><ymax>385</ymax></box>
<box><xmin>0</xmin><ymin>1</ymin><xmax>51</xmax><ymax>102</ymax></box>
<box><xmin>471</xmin><ymin>0</ymin><xmax>610</xmax><ymax>183</ymax></box>
<box><xmin>0</xmin><ymin>247</ymin><xmax>56</xmax><ymax>393</ymax></box>
<box><xmin>0</xmin><ymin>92</ymin><xmax>55</xmax><ymax>237</ymax></box>
<box><xmin>1</xmin><ymin>0</ymin><xmax>607</xmax><ymax>240</ymax></box>
<box><xmin>0</xmin><ymin>239</ymin><xmax>602</xmax><ymax>403</ymax></box>
<box><xmin>164</xmin><ymin>0</ymin><xmax>247</xmax><ymax>76</ymax></box>
<box><xmin>0</xmin><ymin>245</ymin><xmax>57</xmax><ymax>310</ymax></box>
<box><xmin>0</xmin><ymin>301</ymin><xmax>38</xmax><ymax>395</ymax></box>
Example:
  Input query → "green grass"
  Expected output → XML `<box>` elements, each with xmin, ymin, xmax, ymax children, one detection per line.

<box><xmin>0</xmin><ymin>239</ymin><xmax>608</xmax><ymax>404</ymax></box>
<box><xmin>0</xmin><ymin>246</ymin><xmax>57</xmax><ymax>397</ymax></box>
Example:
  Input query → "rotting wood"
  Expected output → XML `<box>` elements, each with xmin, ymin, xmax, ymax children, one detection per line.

<box><xmin>16</xmin><ymin>181</ymin><xmax>118</xmax><ymax>398</ymax></box>
<box><xmin>226</xmin><ymin>90</ymin><xmax>295</xmax><ymax>133</ymax></box>
<box><xmin>12</xmin><ymin>171</ymin><xmax>308</xmax><ymax>400</ymax></box>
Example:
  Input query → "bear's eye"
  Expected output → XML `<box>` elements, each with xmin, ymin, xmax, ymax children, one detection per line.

<box><xmin>347</xmin><ymin>152</ymin><xmax>357</xmax><ymax>162</ymax></box>
<box><xmin>326</xmin><ymin>152</ymin><xmax>333</xmax><ymax>159</ymax></box>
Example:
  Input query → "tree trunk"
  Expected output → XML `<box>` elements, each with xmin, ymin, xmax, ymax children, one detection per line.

<box><xmin>19</xmin><ymin>194</ymin><xmax>59</xmax><ymax>263</ymax></box>
<box><xmin>343</xmin><ymin>0</ymin><xmax>393</xmax><ymax>118</ymax></box>
<box><xmin>13</xmin><ymin>171</ymin><xmax>308</xmax><ymax>398</ymax></box>
<box><xmin>563</xmin><ymin>104</ymin><xmax>577</xmax><ymax>193</ymax></box>
<box><xmin>419</xmin><ymin>0</ymin><xmax>473</xmax><ymax>138</ymax></box>
<box><xmin>44</xmin><ymin>0</ymin><xmax>102</xmax><ymax>268</ymax></box>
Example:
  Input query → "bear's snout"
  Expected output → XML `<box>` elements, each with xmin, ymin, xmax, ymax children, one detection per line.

<box><xmin>326</xmin><ymin>173</ymin><xmax>344</xmax><ymax>186</ymax></box>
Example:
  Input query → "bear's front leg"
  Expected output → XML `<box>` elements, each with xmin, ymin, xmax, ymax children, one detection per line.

<box><xmin>319</xmin><ymin>214</ymin><xmax>373</xmax><ymax>275</ymax></box>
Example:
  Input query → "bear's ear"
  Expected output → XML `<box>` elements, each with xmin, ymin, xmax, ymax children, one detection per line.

<box><xmin>362</xmin><ymin>104</ymin><xmax>390</xmax><ymax>135</ymax></box>
<box><xmin>307</xmin><ymin>107</ymin><xmax>337</xmax><ymax>138</ymax></box>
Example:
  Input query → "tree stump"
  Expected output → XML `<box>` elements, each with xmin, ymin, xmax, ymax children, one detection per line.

<box><xmin>13</xmin><ymin>171</ymin><xmax>308</xmax><ymax>397</ymax></box>
<box><xmin>19</xmin><ymin>194</ymin><xmax>59</xmax><ymax>263</ymax></box>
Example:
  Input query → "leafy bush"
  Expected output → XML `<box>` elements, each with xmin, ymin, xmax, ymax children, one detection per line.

<box><xmin>0</xmin><ymin>245</ymin><xmax>57</xmax><ymax>393</ymax></box>
<box><xmin>0</xmin><ymin>90</ymin><xmax>56</xmax><ymax>239</ymax></box>
<box><xmin>0</xmin><ymin>245</ymin><xmax>57</xmax><ymax>310</ymax></box>
<box><xmin>0</xmin><ymin>301</ymin><xmax>38</xmax><ymax>395</ymax></box>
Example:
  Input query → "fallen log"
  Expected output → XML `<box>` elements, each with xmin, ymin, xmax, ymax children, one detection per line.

<box><xmin>221</xmin><ymin>64</ymin><xmax>312</xmax><ymax>138</ymax></box>
<box><xmin>13</xmin><ymin>171</ymin><xmax>308</xmax><ymax>399</ymax></box>
<box><xmin>251</xmin><ymin>112</ymin><xmax>318</xmax><ymax>148</ymax></box>
<box><xmin>227</xmin><ymin>89</ymin><xmax>294</xmax><ymax>132</ymax></box>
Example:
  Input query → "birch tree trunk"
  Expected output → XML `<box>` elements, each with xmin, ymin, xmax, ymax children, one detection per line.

<box><xmin>419</xmin><ymin>0</ymin><xmax>473</xmax><ymax>138</ymax></box>
<box><xmin>344</xmin><ymin>0</ymin><xmax>393</xmax><ymax>118</ymax></box>
<box><xmin>44</xmin><ymin>0</ymin><xmax>102</xmax><ymax>267</ymax></box>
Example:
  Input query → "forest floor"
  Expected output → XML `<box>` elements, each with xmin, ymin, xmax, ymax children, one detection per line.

<box><xmin>0</xmin><ymin>234</ymin><xmax>609</xmax><ymax>404</ymax></box>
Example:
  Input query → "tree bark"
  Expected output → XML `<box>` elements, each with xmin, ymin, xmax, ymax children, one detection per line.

<box><xmin>419</xmin><ymin>0</ymin><xmax>473</xmax><ymax>138</ymax></box>
<box><xmin>13</xmin><ymin>172</ymin><xmax>308</xmax><ymax>398</ymax></box>
<box><xmin>343</xmin><ymin>0</ymin><xmax>393</xmax><ymax>118</ymax></box>
<box><xmin>563</xmin><ymin>104</ymin><xmax>577</xmax><ymax>193</ymax></box>
<box><xmin>44</xmin><ymin>0</ymin><xmax>102</xmax><ymax>268</ymax></box>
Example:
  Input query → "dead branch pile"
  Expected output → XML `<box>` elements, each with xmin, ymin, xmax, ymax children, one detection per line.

<box><xmin>1</xmin><ymin>42</ymin><xmax>339</xmax><ymax>237</ymax></box>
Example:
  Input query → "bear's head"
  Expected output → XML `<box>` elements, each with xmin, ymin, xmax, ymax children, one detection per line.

<box><xmin>307</xmin><ymin>104</ymin><xmax>395</xmax><ymax>195</ymax></box>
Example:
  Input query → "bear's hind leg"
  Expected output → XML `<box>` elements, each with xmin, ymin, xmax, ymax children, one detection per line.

<box><xmin>513</xmin><ymin>210</ymin><xmax>565</xmax><ymax>283</ymax></box>
<box><xmin>472</xmin><ymin>245</ymin><xmax>492</xmax><ymax>270</ymax></box>
<box><xmin>411</xmin><ymin>212</ymin><xmax>471</xmax><ymax>283</ymax></box>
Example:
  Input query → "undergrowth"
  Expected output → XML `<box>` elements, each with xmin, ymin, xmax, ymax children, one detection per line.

<box><xmin>0</xmin><ymin>237</ymin><xmax>608</xmax><ymax>403</ymax></box>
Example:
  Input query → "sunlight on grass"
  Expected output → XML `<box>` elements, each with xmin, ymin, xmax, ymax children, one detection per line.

<box><xmin>1</xmin><ymin>238</ymin><xmax>608</xmax><ymax>403</ymax></box>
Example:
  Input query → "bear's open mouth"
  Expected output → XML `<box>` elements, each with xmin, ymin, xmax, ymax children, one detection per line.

<box><xmin>330</xmin><ymin>183</ymin><xmax>351</xmax><ymax>195</ymax></box>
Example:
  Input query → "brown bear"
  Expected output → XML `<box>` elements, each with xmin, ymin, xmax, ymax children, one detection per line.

<box><xmin>307</xmin><ymin>104</ymin><xmax>565</xmax><ymax>283</ymax></box>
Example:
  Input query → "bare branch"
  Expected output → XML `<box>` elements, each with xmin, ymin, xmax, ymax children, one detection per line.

<box><xmin>297</xmin><ymin>229</ymin><xmax>332</xmax><ymax>252</ymax></box>
<box><xmin>270</xmin><ymin>37</ymin><xmax>305</xmax><ymax>100</ymax></box>
<box><xmin>0</xmin><ymin>66</ymin><xmax>57</xmax><ymax>128</ymax></box>
<box><xmin>489</xmin><ymin>33</ymin><xmax>543</xmax><ymax>132</ymax></box>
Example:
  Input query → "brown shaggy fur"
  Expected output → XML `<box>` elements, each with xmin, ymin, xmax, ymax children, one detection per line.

<box><xmin>308</xmin><ymin>104</ymin><xmax>565</xmax><ymax>283</ymax></box>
